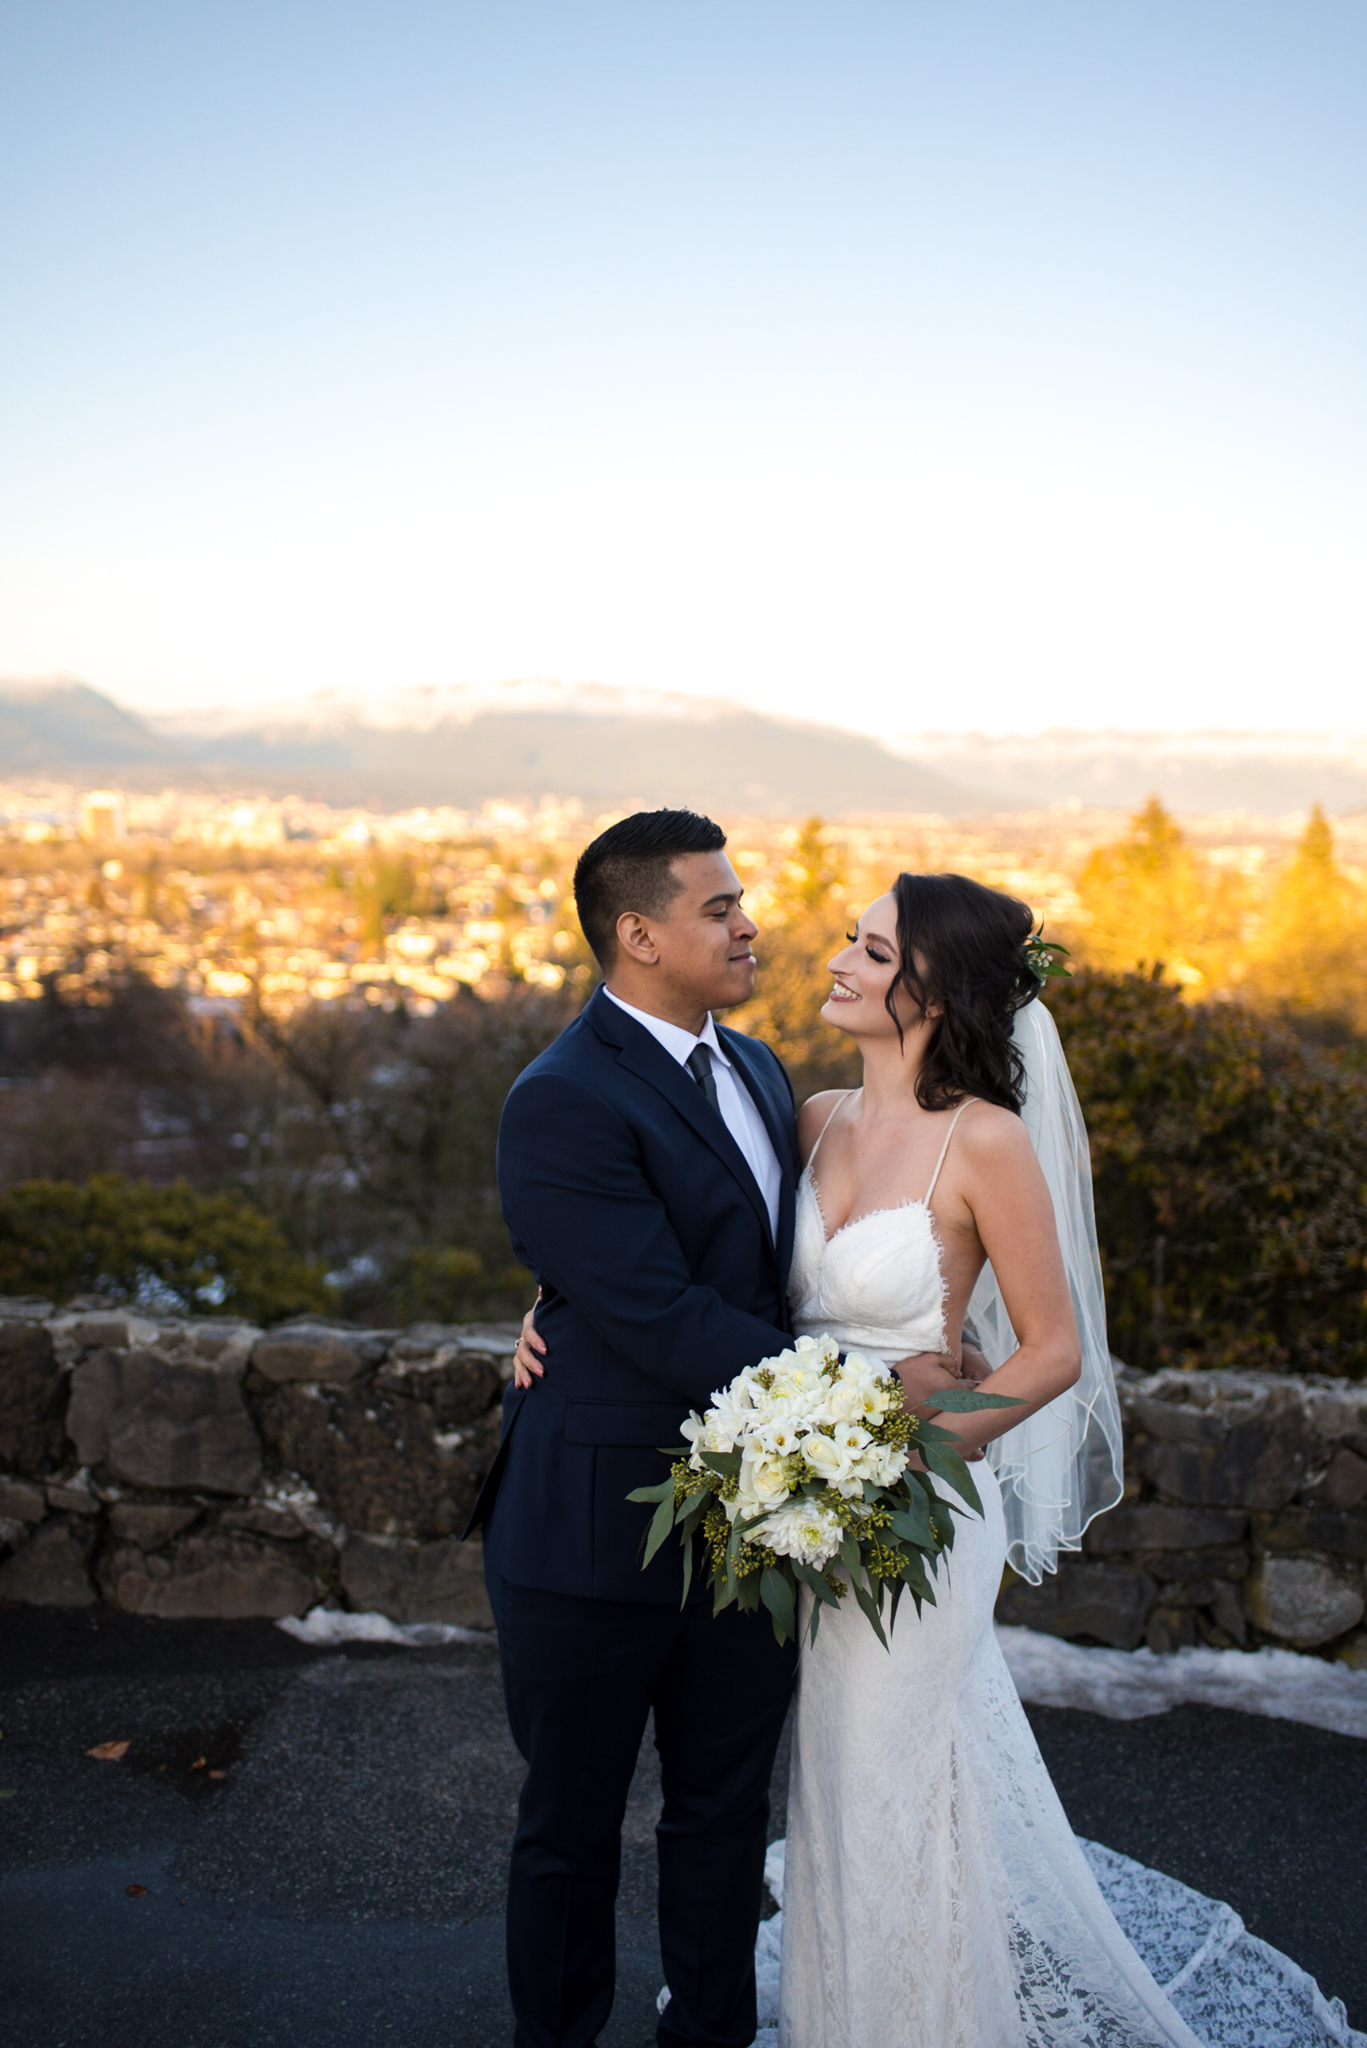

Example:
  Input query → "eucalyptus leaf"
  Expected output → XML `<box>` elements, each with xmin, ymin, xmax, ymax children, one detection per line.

<box><xmin>925</xmin><ymin>1388</ymin><xmax>1024</xmax><ymax>1412</ymax></box>
<box><xmin>888</xmin><ymin>1500</ymin><xmax>932</xmax><ymax>1548</ymax></box>
<box><xmin>923</xmin><ymin>1442</ymin><xmax>983</xmax><ymax>1515</ymax></box>
<box><xmin>641</xmin><ymin>1489</ymin><xmax>679</xmax><ymax>1566</ymax></box>
<box><xmin>852</xmin><ymin>1575</ymin><xmax>889</xmax><ymax>1650</ymax></box>
<box><xmin>761</xmin><ymin>1566</ymin><xmax>796</xmax><ymax>1643</ymax></box>
<box><xmin>900</xmin><ymin>1555</ymin><xmax>936</xmax><ymax>1605</ymax></box>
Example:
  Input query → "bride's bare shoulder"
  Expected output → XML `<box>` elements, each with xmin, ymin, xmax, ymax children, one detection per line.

<box><xmin>956</xmin><ymin>1099</ymin><xmax>1034</xmax><ymax>1167</ymax></box>
<box><xmin>797</xmin><ymin>1088</ymin><xmax>850</xmax><ymax>1158</ymax></box>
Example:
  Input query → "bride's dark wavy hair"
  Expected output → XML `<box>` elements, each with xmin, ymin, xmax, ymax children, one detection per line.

<box><xmin>886</xmin><ymin>873</ymin><xmax>1040</xmax><ymax>1113</ymax></box>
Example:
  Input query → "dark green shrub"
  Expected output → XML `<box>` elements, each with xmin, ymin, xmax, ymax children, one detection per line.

<box><xmin>1048</xmin><ymin>973</ymin><xmax>1367</xmax><ymax>1377</ymax></box>
<box><xmin>0</xmin><ymin>1174</ymin><xmax>331</xmax><ymax>1323</ymax></box>
<box><xmin>382</xmin><ymin>1244</ymin><xmax>536</xmax><ymax>1324</ymax></box>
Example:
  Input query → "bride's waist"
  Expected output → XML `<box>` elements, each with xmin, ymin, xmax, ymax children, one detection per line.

<box><xmin>790</xmin><ymin>1315</ymin><xmax>947</xmax><ymax>1363</ymax></box>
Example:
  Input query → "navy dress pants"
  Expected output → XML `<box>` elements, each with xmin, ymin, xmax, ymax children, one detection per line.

<box><xmin>489</xmin><ymin>1572</ymin><xmax>797</xmax><ymax>2048</ymax></box>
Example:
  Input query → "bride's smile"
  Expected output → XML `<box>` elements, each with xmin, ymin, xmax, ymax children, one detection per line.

<box><xmin>820</xmin><ymin>894</ymin><xmax>941</xmax><ymax>1044</ymax></box>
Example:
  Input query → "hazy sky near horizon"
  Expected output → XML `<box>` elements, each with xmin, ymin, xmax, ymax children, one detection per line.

<box><xmin>1</xmin><ymin>1</ymin><xmax>1362</xmax><ymax>740</ymax></box>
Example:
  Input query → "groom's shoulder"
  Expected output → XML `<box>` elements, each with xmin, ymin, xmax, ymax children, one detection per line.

<box><xmin>509</xmin><ymin>1004</ymin><xmax>602</xmax><ymax>1089</ymax></box>
<box><xmin>504</xmin><ymin>995</ymin><xmax>626</xmax><ymax>1106</ymax></box>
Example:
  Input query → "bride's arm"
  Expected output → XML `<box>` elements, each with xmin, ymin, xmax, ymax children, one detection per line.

<box><xmin>921</xmin><ymin>1110</ymin><xmax>1081</xmax><ymax>1454</ymax></box>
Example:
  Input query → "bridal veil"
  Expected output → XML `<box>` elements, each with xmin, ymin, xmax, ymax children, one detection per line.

<box><xmin>970</xmin><ymin>996</ymin><xmax>1125</xmax><ymax>1583</ymax></box>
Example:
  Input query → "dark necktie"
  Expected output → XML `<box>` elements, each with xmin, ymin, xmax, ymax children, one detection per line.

<box><xmin>686</xmin><ymin>1042</ymin><xmax>720</xmax><ymax>1112</ymax></box>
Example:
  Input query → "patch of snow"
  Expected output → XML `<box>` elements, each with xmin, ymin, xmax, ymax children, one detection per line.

<box><xmin>276</xmin><ymin>1606</ymin><xmax>493</xmax><ymax>1648</ymax></box>
<box><xmin>997</xmin><ymin>1626</ymin><xmax>1367</xmax><ymax>1741</ymax></box>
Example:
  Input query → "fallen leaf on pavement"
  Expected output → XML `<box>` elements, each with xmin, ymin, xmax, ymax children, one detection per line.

<box><xmin>126</xmin><ymin>1884</ymin><xmax>148</xmax><ymax>1897</ymax></box>
<box><xmin>87</xmin><ymin>1741</ymin><xmax>130</xmax><ymax>1761</ymax></box>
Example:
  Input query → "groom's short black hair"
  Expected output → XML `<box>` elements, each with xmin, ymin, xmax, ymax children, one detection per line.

<box><xmin>574</xmin><ymin>808</ymin><xmax>727</xmax><ymax>969</ymax></box>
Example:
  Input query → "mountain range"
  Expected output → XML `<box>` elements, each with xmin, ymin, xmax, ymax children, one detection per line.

<box><xmin>2</xmin><ymin>677</ymin><xmax>1364</xmax><ymax>817</ymax></box>
<box><xmin>0</xmin><ymin>679</ymin><xmax>979</xmax><ymax>815</ymax></box>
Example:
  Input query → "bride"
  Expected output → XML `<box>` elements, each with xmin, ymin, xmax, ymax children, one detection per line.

<box><xmin>510</xmin><ymin>865</ymin><xmax>1202</xmax><ymax>2047</ymax></box>
<box><xmin>779</xmin><ymin>869</ymin><xmax>1199</xmax><ymax>2048</ymax></box>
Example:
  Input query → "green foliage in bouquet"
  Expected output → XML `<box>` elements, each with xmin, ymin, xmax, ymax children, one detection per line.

<box><xmin>629</xmin><ymin>1340</ymin><xmax>1020</xmax><ymax>1647</ymax></box>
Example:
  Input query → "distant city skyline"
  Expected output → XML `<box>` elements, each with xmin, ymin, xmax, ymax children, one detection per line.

<box><xmin>1</xmin><ymin>2</ymin><xmax>1362</xmax><ymax>739</ymax></box>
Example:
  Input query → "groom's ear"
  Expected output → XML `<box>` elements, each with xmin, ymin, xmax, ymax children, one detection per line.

<box><xmin>616</xmin><ymin>909</ymin><xmax>662</xmax><ymax>965</ymax></box>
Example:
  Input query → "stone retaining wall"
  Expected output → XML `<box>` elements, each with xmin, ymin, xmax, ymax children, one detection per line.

<box><xmin>999</xmin><ymin>1367</ymin><xmax>1367</xmax><ymax>1665</ymax></box>
<box><xmin>0</xmin><ymin>1299</ymin><xmax>518</xmax><ymax>1628</ymax></box>
<box><xmin>1</xmin><ymin>1298</ymin><xmax>1364</xmax><ymax>1664</ymax></box>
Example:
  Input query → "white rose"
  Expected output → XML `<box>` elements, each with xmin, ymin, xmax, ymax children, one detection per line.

<box><xmin>799</xmin><ymin>1432</ymin><xmax>850</xmax><ymax>1483</ymax></box>
<box><xmin>738</xmin><ymin>1449</ymin><xmax>792</xmax><ymax>1508</ymax></box>
<box><xmin>826</xmin><ymin>1379</ymin><xmax>867</xmax><ymax>1424</ymax></box>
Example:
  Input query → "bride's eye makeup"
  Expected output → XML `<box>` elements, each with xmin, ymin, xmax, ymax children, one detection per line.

<box><xmin>847</xmin><ymin>927</ymin><xmax>892</xmax><ymax>963</ymax></box>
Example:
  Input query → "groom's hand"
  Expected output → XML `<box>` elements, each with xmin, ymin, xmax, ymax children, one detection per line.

<box><xmin>960</xmin><ymin>1343</ymin><xmax>992</xmax><ymax>1385</ymax></box>
<box><xmin>512</xmin><ymin>1295</ymin><xmax>546</xmax><ymax>1390</ymax></box>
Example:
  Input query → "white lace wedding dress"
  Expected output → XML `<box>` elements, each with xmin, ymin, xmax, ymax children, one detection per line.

<box><xmin>779</xmin><ymin>1112</ymin><xmax>1205</xmax><ymax>2048</ymax></box>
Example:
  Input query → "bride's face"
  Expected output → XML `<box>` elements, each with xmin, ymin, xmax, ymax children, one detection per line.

<box><xmin>822</xmin><ymin>892</ymin><xmax>932</xmax><ymax>1042</ymax></box>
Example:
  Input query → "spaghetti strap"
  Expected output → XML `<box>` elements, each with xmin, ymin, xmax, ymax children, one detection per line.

<box><xmin>807</xmin><ymin>1090</ymin><xmax>855</xmax><ymax>1171</ymax></box>
<box><xmin>923</xmin><ymin>1098</ymin><xmax>975</xmax><ymax>1205</ymax></box>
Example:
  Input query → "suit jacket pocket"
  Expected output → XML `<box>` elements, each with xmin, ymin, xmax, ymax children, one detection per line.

<box><xmin>564</xmin><ymin>1399</ymin><xmax>689</xmax><ymax>1448</ymax></box>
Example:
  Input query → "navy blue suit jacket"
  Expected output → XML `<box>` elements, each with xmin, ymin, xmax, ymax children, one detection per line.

<box><xmin>471</xmin><ymin>985</ymin><xmax>800</xmax><ymax>1603</ymax></box>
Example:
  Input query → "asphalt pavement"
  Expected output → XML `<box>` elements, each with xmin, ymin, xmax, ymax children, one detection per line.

<box><xmin>0</xmin><ymin>1603</ymin><xmax>1362</xmax><ymax>2048</ymax></box>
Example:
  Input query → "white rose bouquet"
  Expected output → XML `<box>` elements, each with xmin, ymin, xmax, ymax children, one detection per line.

<box><xmin>627</xmin><ymin>1333</ymin><xmax>1019</xmax><ymax>1647</ymax></box>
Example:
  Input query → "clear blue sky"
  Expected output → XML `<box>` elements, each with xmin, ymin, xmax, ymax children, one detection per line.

<box><xmin>0</xmin><ymin>1</ymin><xmax>1362</xmax><ymax>737</ymax></box>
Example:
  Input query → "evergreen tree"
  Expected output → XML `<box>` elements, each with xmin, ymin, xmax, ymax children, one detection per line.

<box><xmin>1245</xmin><ymin>806</ymin><xmax>1367</xmax><ymax>1034</ymax></box>
<box><xmin>1074</xmin><ymin>797</ymin><xmax>1242</xmax><ymax>992</ymax></box>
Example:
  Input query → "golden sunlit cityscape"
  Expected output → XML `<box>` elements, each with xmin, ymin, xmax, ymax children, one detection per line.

<box><xmin>3</xmin><ymin>778</ymin><xmax>1364</xmax><ymax>1025</ymax></box>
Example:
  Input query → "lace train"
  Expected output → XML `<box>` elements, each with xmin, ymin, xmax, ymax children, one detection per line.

<box><xmin>777</xmin><ymin>1461</ymin><xmax>1207</xmax><ymax>2047</ymax></box>
<box><xmin>757</xmin><ymin>1836</ymin><xmax>1365</xmax><ymax>2048</ymax></box>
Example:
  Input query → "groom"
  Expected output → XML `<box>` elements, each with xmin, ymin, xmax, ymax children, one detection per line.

<box><xmin>469</xmin><ymin>808</ymin><xmax>801</xmax><ymax>2048</ymax></box>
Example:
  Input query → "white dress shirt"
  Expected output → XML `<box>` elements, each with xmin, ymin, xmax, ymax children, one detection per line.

<box><xmin>604</xmin><ymin>989</ymin><xmax>783</xmax><ymax>1242</ymax></box>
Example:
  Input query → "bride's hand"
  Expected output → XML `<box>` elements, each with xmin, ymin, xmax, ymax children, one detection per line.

<box><xmin>512</xmin><ymin>1293</ymin><xmax>546</xmax><ymax>1390</ymax></box>
<box><xmin>892</xmin><ymin>1352</ymin><xmax>985</xmax><ymax>1460</ymax></box>
<box><xmin>891</xmin><ymin>1352</ymin><xmax>965</xmax><ymax>1402</ymax></box>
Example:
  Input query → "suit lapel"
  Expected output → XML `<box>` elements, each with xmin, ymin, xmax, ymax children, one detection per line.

<box><xmin>588</xmin><ymin>989</ymin><xmax>776</xmax><ymax>1253</ymax></box>
<box><xmin>720</xmin><ymin>1026</ymin><xmax>799</xmax><ymax>1290</ymax></box>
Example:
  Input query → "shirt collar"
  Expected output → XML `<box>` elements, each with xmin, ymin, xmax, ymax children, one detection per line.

<box><xmin>603</xmin><ymin>988</ymin><xmax>732</xmax><ymax>1069</ymax></box>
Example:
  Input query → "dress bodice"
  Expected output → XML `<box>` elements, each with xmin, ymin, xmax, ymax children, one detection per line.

<box><xmin>788</xmin><ymin>1172</ymin><xmax>949</xmax><ymax>1362</ymax></box>
<box><xmin>786</xmin><ymin>1092</ymin><xmax>974</xmax><ymax>1363</ymax></box>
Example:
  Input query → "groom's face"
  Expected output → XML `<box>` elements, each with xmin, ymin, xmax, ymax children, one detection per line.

<box><xmin>619</xmin><ymin>850</ymin><xmax>759</xmax><ymax>1011</ymax></box>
